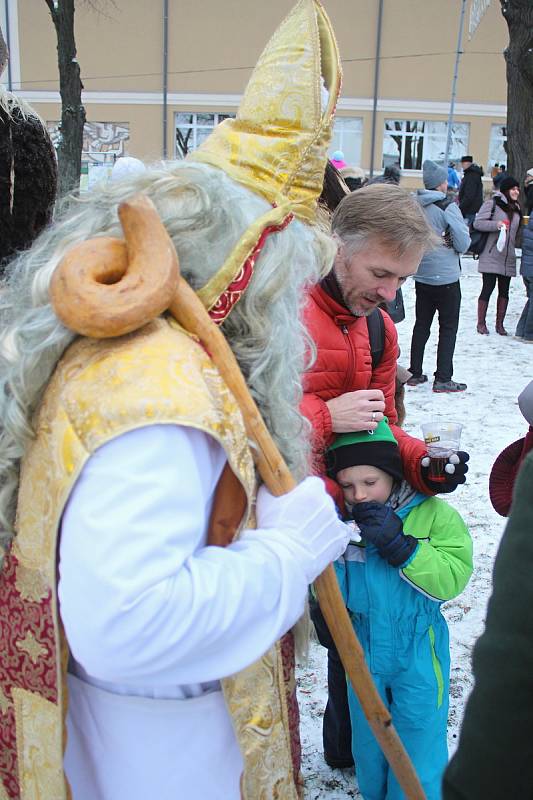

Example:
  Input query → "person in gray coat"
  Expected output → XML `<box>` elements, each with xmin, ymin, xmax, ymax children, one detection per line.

<box><xmin>473</xmin><ymin>176</ymin><xmax>522</xmax><ymax>335</ymax></box>
<box><xmin>407</xmin><ymin>160</ymin><xmax>470</xmax><ymax>393</ymax></box>
<box><xmin>516</xmin><ymin>215</ymin><xmax>533</xmax><ymax>342</ymax></box>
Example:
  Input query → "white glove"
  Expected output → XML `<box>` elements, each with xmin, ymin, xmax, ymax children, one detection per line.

<box><xmin>250</xmin><ymin>476</ymin><xmax>350</xmax><ymax>585</ymax></box>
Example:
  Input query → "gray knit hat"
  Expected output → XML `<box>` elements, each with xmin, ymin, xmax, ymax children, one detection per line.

<box><xmin>423</xmin><ymin>159</ymin><xmax>447</xmax><ymax>190</ymax></box>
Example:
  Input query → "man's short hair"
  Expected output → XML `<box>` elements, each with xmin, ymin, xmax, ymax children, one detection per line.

<box><xmin>331</xmin><ymin>183</ymin><xmax>436</xmax><ymax>258</ymax></box>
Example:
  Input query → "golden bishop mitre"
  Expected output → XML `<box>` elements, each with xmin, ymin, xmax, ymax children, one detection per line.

<box><xmin>189</xmin><ymin>0</ymin><xmax>342</xmax><ymax>225</ymax></box>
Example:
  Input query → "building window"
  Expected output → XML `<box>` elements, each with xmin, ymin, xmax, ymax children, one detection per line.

<box><xmin>488</xmin><ymin>123</ymin><xmax>507</xmax><ymax>169</ymax></box>
<box><xmin>330</xmin><ymin>117</ymin><xmax>363</xmax><ymax>167</ymax></box>
<box><xmin>382</xmin><ymin>120</ymin><xmax>469</xmax><ymax>170</ymax></box>
<box><xmin>47</xmin><ymin>121</ymin><xmax>130</xmax><ymax>190</ymax></box>
<box><xmin>175</xmin><ymin>112</ymin><xmax>235</xmax><ymax>158</ymax></box>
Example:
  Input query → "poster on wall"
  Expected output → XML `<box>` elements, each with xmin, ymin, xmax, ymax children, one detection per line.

<box><xmin>46</xmin><ymin>121</ymin><xmax>130</xmax><ymax>190</ymax></box>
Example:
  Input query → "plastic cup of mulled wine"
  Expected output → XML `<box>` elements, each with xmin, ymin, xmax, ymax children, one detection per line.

<box><xmin>421</xmin><ymin>422</ymin><xmax>463</xmax><ymax>482</ymax></box>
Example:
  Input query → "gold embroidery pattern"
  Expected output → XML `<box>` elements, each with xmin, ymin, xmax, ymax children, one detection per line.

<box><xmin>0</xmin><ymin>688</ymin><xmax>10</xmax><ymax>717</ymax></box>
<box><xmin>12</xmin><ymin>688</ymin><xmax>66</xmax><ymax>800</ymax></box>
<box><xmin>15</xmin><ymin>565</ymin><xmax>48</xmax><ymax>604</ymax></box>
<box><xmin>10</xmin><ymin>318</ymin><xmax>296</xmax><ymax>799</ymax></box>
<box><xmin>222</xmin><ymin>647</ymin><xmax>299</xmax><ymax>800</ymax></box>
<box><xmin>15</xmin><ymin>634</ymin><xmax>46</xmax><ymax>666</ymax></box>
<box><xmin>190</xmin><ymin>0</ymin><xmax>341</xmax><ymax>223</ymax></box>
<box><xmin>0</xmin><ymin>548</ymin><xmax>58</xmax><ymax>798</ymax></box>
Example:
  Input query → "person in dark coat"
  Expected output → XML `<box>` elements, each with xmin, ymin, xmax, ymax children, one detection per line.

<box><xmin>313</xmin><ymin>160</ymin><xmax>354</xmax><ymax>769</ymax></box>
<box><xmin>458</xmin><ymin>156</ymin><xmax>483</xmax><ymax>225</ymax></box>
<box><xmin>524</xmin><ymin>168</ymin><xmax>533</xmax><ymax>216</ymax></box>
<box><xmin>318</xmin><ymin>160</ymin><xmax>349</xmax><ymax>215</ymax></box>
<box><xmin>0</xmin><ymin>87</ymin><xmax>57</xmax><ymax>275</ymax></box>
<box><xmin>442</xmin><ymin>453</ymin><xmax>533</xmax><ymax>799</ymax></box>
<box><xmin>340</xmin><ymin>165</ymin><xmax>366</xmax><ymax>191</ymax></box>
<box><xmin>367</xmin><ymin>163</ymin><xmax>401</xmax><ymax>186</ymax></box>
<box><xmin>516</xmin><ymin>214</ymin><xmax>533</xmax><ymax>341</ymax></box>
<box><xmin>473</xmin><ymin>176</ymin><xmax>522</xmax><ymax>336</ymax></box>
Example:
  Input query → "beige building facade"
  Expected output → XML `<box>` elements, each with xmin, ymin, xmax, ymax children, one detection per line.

<box><xmin>1</xmin><ymin>0</ymin><xmax>509</xmax><ymax>189</ymax></box>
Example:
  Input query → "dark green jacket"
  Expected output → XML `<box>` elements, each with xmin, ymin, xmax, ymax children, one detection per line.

<box><xmin>443</xmin><ymin>451</ymin><xmax>533</xmax><ymax>799</ymax></box>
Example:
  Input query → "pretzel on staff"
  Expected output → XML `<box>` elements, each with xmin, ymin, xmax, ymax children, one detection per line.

<box><xmin>50</xmin><ymin>194</ymin><xmax>427</xmax><ymax>800</ymax></box>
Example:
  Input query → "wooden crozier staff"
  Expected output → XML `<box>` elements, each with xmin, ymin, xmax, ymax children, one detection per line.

<box><xmin>50</xmin><ymin>194</ymin><xmax>427</xmax><ymax>800</ymax></box>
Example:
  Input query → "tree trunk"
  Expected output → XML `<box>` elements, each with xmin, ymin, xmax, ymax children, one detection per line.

<box><xmin>500</xmin><ymin>0</ymin><xmax>533</xmax><ymax>209</ymax></box>
<box><xmin>45</xmin><ymin>0</ymin><xmax>86</xmax><ymax>197</ymax></box>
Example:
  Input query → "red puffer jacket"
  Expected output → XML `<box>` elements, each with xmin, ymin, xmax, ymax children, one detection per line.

<box><xmin>302</xmin><ymin>284</ymin><xmax>427</xmax><ymax>499</ymax></box>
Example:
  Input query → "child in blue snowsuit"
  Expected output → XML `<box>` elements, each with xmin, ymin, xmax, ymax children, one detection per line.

<box><xmin>327</xmin><ymin>420</ymin><xmax>473</xmax><ymax>800</ymax></box>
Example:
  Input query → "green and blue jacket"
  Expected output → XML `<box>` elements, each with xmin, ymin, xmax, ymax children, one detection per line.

<box><xmin>335</xmin><ymin>493</ymin><xmax>473</xmax><ymax>676</ymax></box>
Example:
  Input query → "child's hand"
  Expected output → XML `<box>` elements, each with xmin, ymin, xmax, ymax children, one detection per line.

<box><xmin>350</xmin><ymin>502</ymin><xmax>418</xmax><ymax>568</ymax></box>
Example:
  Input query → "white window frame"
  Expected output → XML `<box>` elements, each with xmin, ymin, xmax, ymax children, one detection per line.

<box><xmin>382</xmin><ymin>119</ymin><xmax>470</xmax><ymax>171</ymax></box>
<box><xmin>488</xmin><ymin>123</ymin><xmax>507</xmax><ymax>169</ymax></box>
<box><xmin>174</xmin><ymin>112</ymin><xmax>235</xmax><ymax>158</ymax></box>
<box><xmin>330</xmin><ymin>116</ymin><xmax>363</xmax><ymax>167</ymax></box>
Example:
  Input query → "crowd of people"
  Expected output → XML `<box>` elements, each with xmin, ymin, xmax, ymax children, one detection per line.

<box><xmin>330</xmin><ymin>150</ymin><xmax>533</xmax><ymax>364</ymax></box>
<box><xmin>0</xmin><ymin>2</ymin><xmax>531</xmax><ymax>800</ymax></box>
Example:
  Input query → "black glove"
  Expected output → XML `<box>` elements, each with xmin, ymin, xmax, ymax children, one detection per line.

<box><xmin>349</xmin><ymin>502</ymin><xmax>418</xmax><ymax>568</ymax></box>
<box><xmin>421</xmin><ymin>450</ymin><xmax>470</xmax><ymax>494</ymax></box>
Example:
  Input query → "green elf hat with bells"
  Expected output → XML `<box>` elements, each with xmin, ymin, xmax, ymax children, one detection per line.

<box><xmin>326</xmin><ymin>418</ymin><xmax>404</xmax><ymax>484</ymax></box>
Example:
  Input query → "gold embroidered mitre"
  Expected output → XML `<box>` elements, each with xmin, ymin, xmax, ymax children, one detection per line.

<box><xmin>188</xmin><ymin>0</ymin><xmax>341</xmax><ymax>224</ymax></box>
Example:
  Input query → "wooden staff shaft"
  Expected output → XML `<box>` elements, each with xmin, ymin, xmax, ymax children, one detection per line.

<box><xmin>168</xmin><ymin>284</ymin><xmax>427</xmax><ymax>800</ymax></box>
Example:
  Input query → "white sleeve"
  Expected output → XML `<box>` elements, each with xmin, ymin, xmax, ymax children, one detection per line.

<box><xmin>58</xmin><ymin>425</ymin><xmax>309</xmax><ymax>687</ymax></box>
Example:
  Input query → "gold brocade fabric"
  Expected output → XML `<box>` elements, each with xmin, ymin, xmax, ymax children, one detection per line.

<box><xmin>189</xmin><ymin>0</ymin><xmax>341</xmax><ymax>224</ymax></box>
<box><xmin>4</xmin><ymin>318</ymin><xmax>300</xmax><ymax>798</ymax></box>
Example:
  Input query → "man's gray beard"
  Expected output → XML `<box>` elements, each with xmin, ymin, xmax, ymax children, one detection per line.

<box><xmin>350</xmin><ymin>307</ymin><xmax>373</xmax><ymax>317</ymax></box>
<box><xmin>337</xmin><ymin>274</ymin><xmax>376</xmax><ymax>318</ymax></box>
<box><xmin>341</xmin><ymin>288</ymin><xmax>375</xmax><ymax>318</ymax></box>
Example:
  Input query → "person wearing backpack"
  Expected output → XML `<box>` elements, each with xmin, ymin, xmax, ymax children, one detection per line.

<box><xmin>302</xmin><ymin>184</ymin><xmax>471</xmax><ymax>771</ymax></box>
<box><xmin>407</xmin><ymin>160</ymin><xmax>471</xmax><ymax>393</ymax></box>
<box><xmin>473</xmin><ymin>176</ymin><xmax>522</xmax><ymax>335</ymax></box>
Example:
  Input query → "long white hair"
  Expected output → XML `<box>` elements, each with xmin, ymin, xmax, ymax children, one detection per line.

<box><xmin>0</xmin><ymin>161</ymin><xmax>335</xmax><ymax>549</ymax></box>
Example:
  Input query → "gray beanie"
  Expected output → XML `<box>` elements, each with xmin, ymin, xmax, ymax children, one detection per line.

<box><xmin>423</xmin><ymin>160</ymin><xmax>447</xmax><ymax>190</ymax></box>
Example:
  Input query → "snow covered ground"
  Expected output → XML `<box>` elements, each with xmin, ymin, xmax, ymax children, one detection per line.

<box><xmin>298</xmin><ymin>255</ymin><xmax>532</xmax><ymax>799</ymax></box>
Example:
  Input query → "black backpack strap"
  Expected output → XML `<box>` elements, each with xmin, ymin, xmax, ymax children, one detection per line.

<box><xmin>366</xmin><ymin>308</ymin><xmax>385</xmax><ymax>370</ymax></box>
<box><xmin>433</xmin><ymin>197</ymin><xmax>454</xmax><ymax>211</ymax></box>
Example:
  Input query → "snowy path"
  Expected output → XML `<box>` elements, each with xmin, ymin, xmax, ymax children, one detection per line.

<box><xmin>298</xmin><ymin>256</ymin><xmax>532</xmax><ymax>798</ymax></box>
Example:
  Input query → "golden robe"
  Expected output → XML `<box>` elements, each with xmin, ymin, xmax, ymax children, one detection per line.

<box><xmin>0</xmin><ymin>318</ymin><xmax>302</xmax><ymax>799</ymax></box>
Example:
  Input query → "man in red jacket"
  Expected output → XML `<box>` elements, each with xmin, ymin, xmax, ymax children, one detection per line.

<box><xmin>303</xmin><ymin>183</ymin><xmax>470</xmax><ymax>496</ymax></box>
<box><xmin>304</xmin><ymin>183</ymin><xmax>470</xmax><ymax>769</ymax></box>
